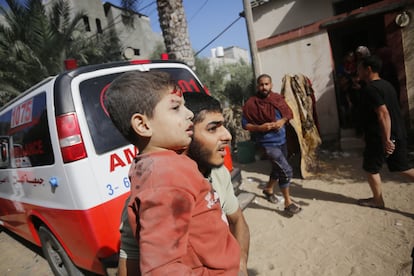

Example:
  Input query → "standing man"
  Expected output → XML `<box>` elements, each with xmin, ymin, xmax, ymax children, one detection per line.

<box><xmin>242</xmin><ymin>74</ymin><xmax>302</xmax><ymax>216</ymax></box>
<box><xmin>357</xmin><ymin>55</ymin><xmax>414</xmax><ymax>209</ymax></box>
<box><xmin>118</xmin><ymin>92</ymin><xmax>250</xmax><ymax>276</ymax></box>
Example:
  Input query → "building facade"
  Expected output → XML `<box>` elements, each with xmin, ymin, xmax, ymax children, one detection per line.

<box><xmin>246</xmin><ymin>0</ymin><xmax>414</xmax><ymax>142</ymax></box>
<box><xmin>43</xmin><ymin>0</ymin><xmax>163</xmax><ymax>60</ymax></box>
<box><xmin>209</xmin><ymin>46</ymin><xmax>250</xmax><ymax>69</ymax></box>
<box><xmin>103</xmin><ymin>2</ymin><xmax>163</xmax><ymax>59</ymax></box>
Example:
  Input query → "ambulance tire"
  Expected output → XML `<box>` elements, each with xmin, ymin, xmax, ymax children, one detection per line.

<box><xmin>38</xmin><ymin>225</ymin><xmax>84</xmax><ymax>276</ymax></box>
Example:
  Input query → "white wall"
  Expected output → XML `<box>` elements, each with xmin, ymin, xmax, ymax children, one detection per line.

<box><xmin>209</xmin><ymin>46</ymin><xmax>250</xmax><ymax>72</ymax></box>
<box><xmin>252</xmin><ymin>0</ymin><xmax>333</xmax><ymax>40</ymax></box>
<box><xmin>68</xmin><ymin>0</ymin><xmax>108</xmax><ymax>33</ymax></box>
<box><xmin>105</xmin><ymin>5</ymin><xmax>163</xmax><ymax>59</ymax></box>
<box><xmin>258</xmin><ymin>32</ymin><xmax>339</xmax><ymax>140</ymax></box>
<box><xmin>402</xmin><ymin>7</ymin><xmax>414</xmax><ymax>128</ymax></box>
<box><xmin>224</xmin><ymin>46</ymin><xmax>251</xmax><ymax>63</ymax></box>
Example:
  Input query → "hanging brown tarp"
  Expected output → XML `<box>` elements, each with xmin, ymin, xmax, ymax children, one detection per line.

<box><xmin>281</xmin><ymin>74</ymin><xmax>321</xmax><ymax>179</ymax></box>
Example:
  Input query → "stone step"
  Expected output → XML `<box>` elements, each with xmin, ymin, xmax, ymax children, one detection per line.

<box><xmin>340</xmin><ymin>136</ymin><xmax>365</xmax><ymax>151</ymax></box>
<box><xmin>339</xmin><ymin>128</ymin><xmax>364</xmax><ymax>152</ymax></box>
<box><xmin>231</xmin><ymin>167</ymin><xmax>242</xmax><ymax>191</ymax></box>
<box><xmin>237</xmin><ymin>192</ymin><xmax>256</xmax><ymax>210</ymax></box>
<box><xmin>340</xmin><ymin>128</ymin><xmax>358</xmax><ymax>138</ymax></box>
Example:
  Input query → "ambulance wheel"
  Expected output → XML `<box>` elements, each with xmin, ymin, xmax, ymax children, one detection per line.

<box><xmin>38</xmin><ymin>225</ymin><xmax>84</xmax><ymax>276</ymax></box>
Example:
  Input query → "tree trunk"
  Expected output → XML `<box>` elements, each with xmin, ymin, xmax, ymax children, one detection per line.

<box><xmin>156</xmin><ymin>0</ymin><xmax>194</xmax><ymax>69</ymax></box>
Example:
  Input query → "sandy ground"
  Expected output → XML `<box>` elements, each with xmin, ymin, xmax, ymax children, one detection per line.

<box><xmin>0</xmin><ymin>150</ymin><xmax>413</xmax><ymax>276</ymax></box>
<box><xmin>239</xmin><ymin>150</ymin><xmax>414</xmax><ymax>276</ymax></box>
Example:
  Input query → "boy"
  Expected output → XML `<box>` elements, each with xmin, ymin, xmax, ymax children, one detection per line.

<box><xmin>118</xmin><ymin>92</ymin><xmax>250</xmax><ymax>276</ymax></box>
<box><xmin>104</xmin><ymin>71</ymin><xmax>240</xmax><ymax>275</ymax></box>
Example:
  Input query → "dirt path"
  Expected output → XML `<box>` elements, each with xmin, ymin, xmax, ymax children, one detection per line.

<box><xmin>0</xmin><ymin>229</ymin><xmax>52</xmax><ymax>275</ymax></box>
<box><xmin>0</xmin><ymin>150</ymin><xmax>413</xmax><ymax>275</ymax></box>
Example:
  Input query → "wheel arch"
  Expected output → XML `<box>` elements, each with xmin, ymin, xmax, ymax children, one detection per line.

<box><xmin>28</xmin><ymin>212</ymin><xmax>74</xmax><ymax>261</ymax></box>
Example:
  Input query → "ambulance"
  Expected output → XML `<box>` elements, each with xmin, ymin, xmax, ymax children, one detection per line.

<box><xmin>0</xmin><ymin>59</ymin><xmax>240</xmax><ymax>275</ymax></box>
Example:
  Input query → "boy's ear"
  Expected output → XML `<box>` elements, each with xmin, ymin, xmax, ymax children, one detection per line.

<box><xmin>131</xmin><ymin>113</ymin><xmax>152</xmax><ymax>137</ymax></box>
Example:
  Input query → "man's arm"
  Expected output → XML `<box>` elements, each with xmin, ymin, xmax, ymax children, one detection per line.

<box><xmin>375</xmin><ymin>104</ymin><xmax>395</xmax><ymax>155</ymax></box>
<box><xmin>227</xmin><ymin>208</ymin><xmax>250</xmax><ymax>276</ymax></box>
<box><xmin>244</xmin><ymin>118</ymin><xmax>289</xmax><ymax>133</ymax></box>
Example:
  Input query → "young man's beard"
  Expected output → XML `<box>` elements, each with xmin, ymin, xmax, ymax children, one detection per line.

<box><xmin>187</xmin><ymin>137</ymin><xmax>220</xmax><ymax>176</ymax></box>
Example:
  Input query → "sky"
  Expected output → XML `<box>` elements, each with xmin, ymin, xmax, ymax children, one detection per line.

<box><xmin>107</xmin><ymin>0</ymin><xmax>251</xmax><ymax>58</ymax></box>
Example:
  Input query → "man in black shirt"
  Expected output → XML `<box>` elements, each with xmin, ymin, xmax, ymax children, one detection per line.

<box><xmin>357</xmin><ymin>55</ymin><xmax>414</xmax><ymax>209</ymax></box>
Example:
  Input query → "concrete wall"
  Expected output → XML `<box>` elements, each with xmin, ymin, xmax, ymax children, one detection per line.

<box><xmin>401</xmin><ymin>6</ymin><xmax>414</xmax><ymax>128</ymax></box>
<box><xmin>209</xmin><ymin>46</ymin><xmax>250</xmax><ymax>71</ymax></box>
<box><xmin>223</xmin><ymin>46</ymin><xmax>251</xmax><ymax>63</ymax></box>
<box><xmin>250</xmin><ymin>0</ymin><xmax>414</xmax><ymax>140</ymax></box>
<box><xmin>105</xmin><ymin>5</ymin><xmax>163</xmax><ymax>59</ymax></box>
<box><xmin>43</xmin><ymin>0</ymin><xmax>163</xmax><ymax>60</ymax></box>
<box><xmin>251</xmin><ymin>0</ymin><xmax>339</xmax><ymax>141</ymax></box>
<box><xmin>68</xmin><ymin>0</ymin><xmax>108</xmax><ymax>34</ymax></box>
<box><xmin>252</xmin><ymin>0</ymin><xmax>333</xmax><ymax>40</ymax></box>
<box><xmin>258</xmin><ymin>31</ymin><xmax>339</xmax><ymax>141</ymax></box>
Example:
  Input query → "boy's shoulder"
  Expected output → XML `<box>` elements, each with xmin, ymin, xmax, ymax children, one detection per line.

<box><xmin>140</xmin><ymin>150</ymin><xmax>193</xmax><ymax>163</ymax></box>
<box><xmin>131</xmin><ymin>151</ymin><xmax>209</xmax><ymax>195</ymax></box>
<box><xmin>134</xmin><ymin>150</ymin><xmax>200</xmax><ymax>178</ymax></box>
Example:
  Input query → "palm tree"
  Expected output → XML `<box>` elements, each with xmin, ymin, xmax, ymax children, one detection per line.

<box><xmin>0</xmin><ymin>0</ymin><xmax>86</xmax><ymax>97</ymax></box>
<box><xmin>121</xmin><ymin>0</ymin><xmax>195</xmax><ymax>69</ymax></box>
<box><xmin>156</xmin><ymin>0</ymin><xmax>194</xmax><ymax>69</ymax></box>
<box><xmin>0</xmin><ymin>0</ymin><xmax>51</xmax><ymax>92</ymax></box>
<box><xmin>0</xmin><ymin>0</ymin><xmax>121</xmax><ymax>106</ymax></box>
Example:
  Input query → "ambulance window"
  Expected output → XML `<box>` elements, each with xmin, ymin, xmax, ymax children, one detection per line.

<box><xmin>79</xmin><ymin>68</ymin><xmax>206</xmax><ymax>155</ymax></box>
<box><xmin>0</xmin><ymin>93</ymin><xmax>54</xmax><ymax>168</ymax></box>
<box><xmin>154</xmin><ymin>68</ymin><xmax>204</xmax><ymax>93</ymax></box>
<box><xmin>80</xmin><ymin>73</ymin><xmax>129</xmax><ymax>155</ymax></box>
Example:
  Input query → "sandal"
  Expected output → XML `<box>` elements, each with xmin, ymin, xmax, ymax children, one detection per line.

<box><xmin>262</xmin><ymin>190</ymin><xmax>280</xmax><ymax>204</ymax></box>
<box><xmin>284</xmin><ymin>203</ymin><xmax>302</xmax><ymax>215</ymax></box>
<box><xmin>357</xmin><ymin>197</ymin><xmax>385</xmax><ymax>209</ymax></box>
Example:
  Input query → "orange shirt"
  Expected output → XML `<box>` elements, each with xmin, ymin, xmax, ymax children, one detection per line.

<box><xmin>128</xmin><ymin>150</ymin><xmax>240</xmax><ymax>275</ymax></box>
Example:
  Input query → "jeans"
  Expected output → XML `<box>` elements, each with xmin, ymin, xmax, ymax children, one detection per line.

<box><xmin>263</xmin><ymin>143</ymin><xmax>292</xmax><ymax>188</ymax></box>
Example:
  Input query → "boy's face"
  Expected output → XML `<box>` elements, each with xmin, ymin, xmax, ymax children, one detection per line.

<box><xmin>188</xmin><ymin>111</ymin><xmax>232</xmax><ymax>170</ymax></box>
<box><xmin>148</xmin><ymin>88</ymin><xmax>194</xmax><ymax>152</ymax></box>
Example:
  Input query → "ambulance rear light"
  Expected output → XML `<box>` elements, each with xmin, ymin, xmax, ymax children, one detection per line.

<box><xmin>129</xmin><ymin>53</ymin><xmax>168</xmax><ymax>64</ymax></box>
<box><xmin>64</xmin><ymin>59</ymin><xmax>78</xmax><ymax>70</ymax></box>
<box><xmin>56</xmin><ymin>113</ymin><xmax>87</xmax><ymax>163</ymax></box>
<box><xmin>129</xmin><ymin>59</ymin><xmax>151</xmax><ymax>65</ymax></box>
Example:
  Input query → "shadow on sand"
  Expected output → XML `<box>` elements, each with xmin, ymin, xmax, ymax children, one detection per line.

<box><xmin>237</xmin><ymin>151</ymin><xmax>414</xmax><ymax>220</ymax></box>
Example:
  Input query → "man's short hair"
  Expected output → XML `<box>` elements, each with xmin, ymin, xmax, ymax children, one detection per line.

<box><xmin>183</xmin><ymin>92</ymin><xmax>222</xmax><ymax>124</ymax></box>
<box><xmin>104</xmin><ymin>70</ymin><xmax>175</xmax><ymax>145</ymax></box>
<box><xmin>359</xmin><ymin>55</ymin><xmax>383</xmax><ymax>73</ymax></box>
<box><xmin>257</xmin><ymin>74</ymin><xmax>272</xmax><ymax>84</ymax></box>
<box><xmin>356</xmin><ymin>45</ymin><xmax>371</xmax><ymax>57</ymax></box>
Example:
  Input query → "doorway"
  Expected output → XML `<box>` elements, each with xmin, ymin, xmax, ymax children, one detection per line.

<box><xmin>327</xmin><ymin>11</ymin><xmax>408</xmax><ymax>132</ymax></box>
<box><xmin>328</xmin><ymin>15</ymin><xmax>386</xmax><ymax>132</ymax></box>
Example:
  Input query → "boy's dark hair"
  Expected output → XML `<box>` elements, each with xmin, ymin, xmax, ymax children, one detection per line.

<box><xmin>183</xmin><ymin>92</ymin><xmax>222</xmax><ymax>124</ymax></box>
<box><xmin>359</xmin><ymin>55</ymin><xmax>383</xmax><ymax>73</ymax></box>
<box><xmin>104</xmin><ymin>70</ymin><xmax>175</xmax><ymax>145</ymax></box>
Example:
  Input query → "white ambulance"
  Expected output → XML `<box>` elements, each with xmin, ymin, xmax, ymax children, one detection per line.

<box><xmin>0</xmin><ymin>59</ymin><xmax>240</xmax><ymax>275</ymax></box>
